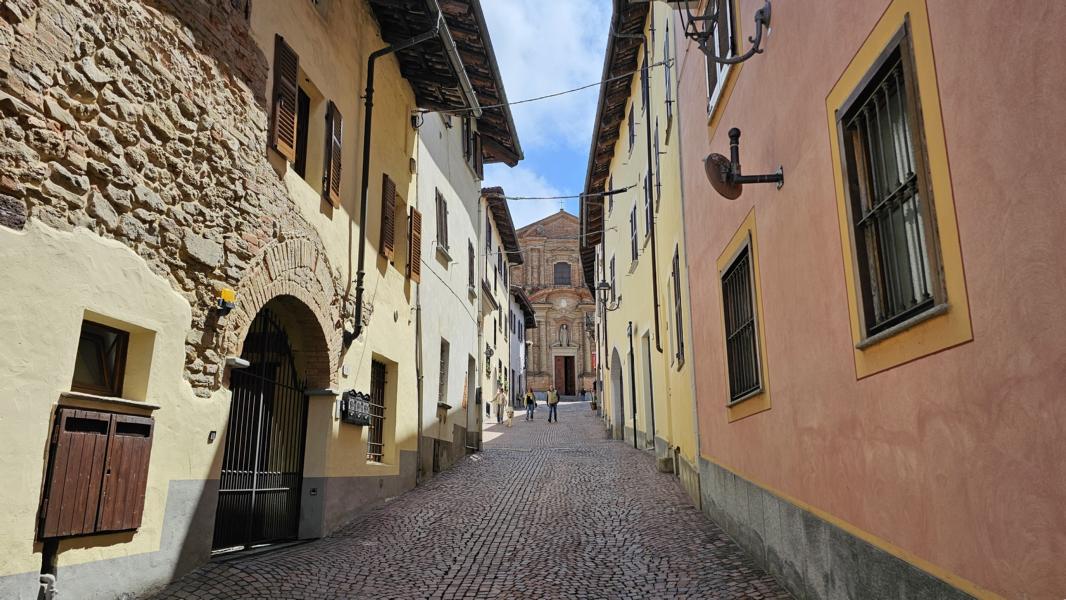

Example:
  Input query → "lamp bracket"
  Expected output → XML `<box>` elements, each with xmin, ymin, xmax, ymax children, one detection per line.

<box><xmin>677</xmin><ymin>0</ymin><xmax>773</xmax><ymax>66</ymax></box>
<box><xmin>704</xmin><ymin>127</ymin><xmax>783</xmax><ymax>200</ymax></box>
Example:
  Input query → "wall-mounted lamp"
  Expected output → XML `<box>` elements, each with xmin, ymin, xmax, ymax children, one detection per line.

<box><xmin>704</xmin><ymin>128</ymin><xmax>783</xmax><ymax>200</ymax></box>
<box><xmin>216</xmin><ymin>288</ymin><xmax>237</xmax><ymax>316</ymax></box>
<box><xmin>596</xmin><ymin>281</ymin><xmax>620</xmax><ymax>312</ymax></box>
<box><xmin>676</xmin><ymin>0</ymin><xmax>773</xmax><ymax>65</ymax></box>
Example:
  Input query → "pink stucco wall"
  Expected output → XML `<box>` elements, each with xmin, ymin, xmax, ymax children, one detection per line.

<box><xmin>678</xmin><ymin>2</ymin><xmax>1066</xmax><ymax>598</ymax></box>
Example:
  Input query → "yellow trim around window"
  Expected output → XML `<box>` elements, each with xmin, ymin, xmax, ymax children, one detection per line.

<box><xmin>716</xmin><ymin>209</ymin><xmax>770</xmax><ymax>422</ymax></box>
<box><xmin>826</xmin><ymin>0</ymin><xmax>972</xmax><ymax>379</ymax></box>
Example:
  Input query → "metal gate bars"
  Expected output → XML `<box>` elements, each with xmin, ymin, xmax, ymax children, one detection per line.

<box><xmin>213</xmin><ymin>308</ymin><xmax>308</xmax><ymax>551</ymax></box>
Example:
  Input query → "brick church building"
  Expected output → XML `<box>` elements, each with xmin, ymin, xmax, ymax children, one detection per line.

<box><xmin>510</xmin><ymin>211</ymin><xmax>596</xmax><ymax>397</ymax></box>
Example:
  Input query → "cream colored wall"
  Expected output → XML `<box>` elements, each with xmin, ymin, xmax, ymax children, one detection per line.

<box><xmin>250</xmin><ymin>0</ymin><xmax>420</xmax><ymax>476</ymax></box>
<box><xmin>597</xmin><ymin>3</ymin><xmax>696</xmax><ymax>471</ymax></box>
<box><xmin>0</xmin><ymin>223</ymin><xmax>223</xmax><ymax>575</ymax></box>
<box><xmin>478</xmin><ymin>202</ymin><xmax>512</xmax><ymax>410</ymax></box>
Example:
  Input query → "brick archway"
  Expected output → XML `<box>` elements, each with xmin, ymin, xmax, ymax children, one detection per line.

<box><xmin>225</xmin><ymin>236</ymin><xmax>343</xmax><ymax>389</ymax></box>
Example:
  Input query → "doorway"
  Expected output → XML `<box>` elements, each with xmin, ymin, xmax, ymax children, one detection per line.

<box><xmin>641</xmin><ymin>333</ymin><xmax>655</xmax><ymax>450</ymax></box>
<box><xmin>213</xmin><ymin>307</ymin><xmax>308</xmax><ymax>551</ymax></box>
<box><xmin>554</xmin><ymin>356</ymin><xmax>576</xmax><ymax>396</ymax></box>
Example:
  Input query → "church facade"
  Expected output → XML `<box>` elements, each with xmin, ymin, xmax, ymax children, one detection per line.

<box><xmin>511</xmin><ymin>211</ymin><xmax>596</xmax><ymax>397</ymax></box>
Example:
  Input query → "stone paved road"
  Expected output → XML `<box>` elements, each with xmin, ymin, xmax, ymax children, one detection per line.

<box><xmin>150</xmin><ymin>402</ymin><xmax>790</xmax><ymax>599</ymax></box>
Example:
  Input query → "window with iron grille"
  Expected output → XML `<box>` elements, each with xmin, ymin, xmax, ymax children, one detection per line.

<box><xmin>721</xmin><ymin>242</ymin><xmax>760</xmax><ymax>403</ymax></box>
<box><xmin>553</xmin><ymin>262</ymin><xmax>571</xmax><ymax>286</ymax></box>
<box><xmin>704</xmin><ymin>0</ymin><xmax>735</xmax><ymax>113</ymax></box>
<box><xmin>672</xmin><ymin>246</ymin><xmax>685</xmax><ymax>367</ymax></box>
<box><xmin>838</xmin><ymin>26</ymin><xmax>940</xmax><ymax>337</ymax></box>
<box><xmin>435</xmin><ymin>189</ymin><xmax>448</xmax><ymax>250</ymax></box>
<box><xmin>367</xmin><ymin>360</ymin><xmax>387</xmax><ymax>462</ymax></box>
<box><xmin>629</xmin><ymin>206</ymin><xmax>638</xmax><ymax>263</ymax></box>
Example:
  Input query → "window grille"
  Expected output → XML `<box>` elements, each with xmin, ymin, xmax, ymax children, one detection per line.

<box><xmin>839</xmin><ymin>30</ymin><xmax>939</xmax><ymax>335</ymax></box>
<box><xmin>367</xmin><ymin>360</ymin><xmax>387</xmax><ymax>462</ymax></box>
<box><xmin>553</xmin><ymin>262</ymin><xmax>571</xmax><ymax>286</ymax></box>
<box><xmin>721</xmin><ymin>243</ymin><xmax>760</xmax><ymax>402</ymax></box>
<box><xmin>438</xmin><ymin>340</ymin><xmax>449</xmax><ymax>405</ymax></box>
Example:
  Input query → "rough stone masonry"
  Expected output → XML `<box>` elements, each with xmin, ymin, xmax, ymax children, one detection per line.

<box><xmin>0</xmin><ymin>0</ymin><xmax>351</xmax><ymax>396</ymax></box>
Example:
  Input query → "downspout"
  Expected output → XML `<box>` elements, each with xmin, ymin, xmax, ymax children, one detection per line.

<box><xmin>414</xmin><ymin>132</ymin><xmax>424</xmax><ymax>485</ymax></box>
<box><xmin>627</xmin><ymin>321</ymin><xmax>638</xmax><ymax>449</ymax></box>
<box><xmin>353</xmin><ymin>2</ymin><xmax>481</xmax><ymax>341</ymax></box>
<box><xmin>469</xmin><ymin>198</ymin><xmax>484</xmax><ymax>452</ymax></box>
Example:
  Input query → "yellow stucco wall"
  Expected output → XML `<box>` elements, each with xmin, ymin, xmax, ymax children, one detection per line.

<box><xmin>0</xmin><ymin>222</ymin><xmax>222</xmax><ymax>574</ymax></box>
<box><xmin>0</xmin><ymin>0</ymin><xmax>427</xmax><ymax>582</ymax></box>
<box><xmin>250</xmin><ymin>0</ymin><xmax>420</xmax><ymax>478</ymax></box>
<box><xmin>597</xmin><ymin>3</ymin><xmax>698</xmax><ymax>486</ymax></box>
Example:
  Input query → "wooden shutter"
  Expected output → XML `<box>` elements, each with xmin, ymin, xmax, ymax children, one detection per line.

<box><xmin>39</xmin><ymin>408</ymin><xmax>111</xmax><ymax>538</ymax></box>
<box><xmin>468</xmin><ymin>241</ymin><xmax>475</xmax><ymax>287</ymax></box>
<box><xmin>323</xmin><ymin>100</ymin><xmax>343</xmax><ymax>207</ymax></box>
<box><xmin>38</xmin><ymin>409</ymin><xmax>155</xmax><ymax>538</ymax></box>
<box><xmin>271</xmin><ymin>35</ymin><xmax>299</xmax><ymax>162</ymax></box>
<box><xmin>97</xmin><ymin>414</ymin><xmax>154</xmax><ymax>531</ymax></box>
<box><xmin>380</xmin><ymin>174</ymin><xmax>396</xmax><ymax>258</ymax></box>
<box><xmin>473</xmin><ymin>132</ymin><xmax>484</xmax><ymax>179</ymax></box>
<box><xmin>407</xmin><ymin>207</ymin><xmax>422</xmax><ymax>282</ymax></box>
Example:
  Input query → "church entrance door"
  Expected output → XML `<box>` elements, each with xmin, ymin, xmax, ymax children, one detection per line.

<box><xmin>554</xmin><ymin>356</ymin><xmax>576</xmax><ymax>396</ymax></box>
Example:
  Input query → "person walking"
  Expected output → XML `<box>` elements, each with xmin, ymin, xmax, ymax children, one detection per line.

<box><xmin>546</xmin><ymin>385</ymin><xmax>560</xmax><ymax>423</ymax></box>
<box><xmin>524</xmin><ymin>389</ymin><xmax>536</xmax><ymax>421</ymax></box>
<box><xmin>493</xmin><ymin>388</ymin><xmax>506</xmax><ymax>424</ymax></box>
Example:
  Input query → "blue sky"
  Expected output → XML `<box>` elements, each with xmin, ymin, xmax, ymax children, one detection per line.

<box><xmin>481</xmin><ymin>0</ymin><xmax>612</xmax><ymax>227</ymax></box>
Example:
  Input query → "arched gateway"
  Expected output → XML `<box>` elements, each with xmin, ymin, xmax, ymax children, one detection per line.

<box><xmin>213</xmin><ymin>237</ymin><xmax>341</xmax><ymax>552</ymax></box>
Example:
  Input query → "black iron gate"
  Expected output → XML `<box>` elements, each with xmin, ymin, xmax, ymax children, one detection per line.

<box><xmin>213</xmin><ymin>308</ymin><xmax>308</xmax><ymax>551</ymax></box>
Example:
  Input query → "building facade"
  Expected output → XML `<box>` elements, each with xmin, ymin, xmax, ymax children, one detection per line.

<box><xmin>675</xmin><ymin>1</ymin><xmax>1066</xmax><ymax>599</ymax></box>
<box><xmin>511</xmin><ymin>211</ymin><xmax>597</xmax><ymax>397</ymax></box>
<box><xmin>0</xmin><ymin>0</ymin><xmax>517</xmax><ymax>597</ymax></box>
<box><xmin>580</xmin><ymin>0</ymin><xmax>700</xmax><ymax>499</ymax></box>
<box><xmin>476</xmin><ymin>188</ymin><xmax>521</xmax><ymax>436</ymax></box>
<box><xmin>508</xmin><ymin>286</ymin><xmax>536</xmax><ymax>405</ymax></box>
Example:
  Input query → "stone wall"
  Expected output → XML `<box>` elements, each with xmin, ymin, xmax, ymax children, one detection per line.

<box><xmin>0</xmin><ymin>0</ymin><xmax>346</xmax><ymax>397</ymax></box>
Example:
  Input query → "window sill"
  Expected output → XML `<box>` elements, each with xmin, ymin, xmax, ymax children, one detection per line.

<box><xmin>856</xmin><ymin>303</ymin><xmax>950</xmax><ymax>350</ymax></box>
<box><xmin>726</xmin><ymin>386</ymin><xmax>764</xmax><ymax>408</ymax></box>
<box><xmin>435</xmin><ymin>244</ymin><xmax>452</xmax><ymax>263</ymax></box>
<box><xmin>628</xmin><ymin>260</ymin><xmax>639</xmax><ymax>275</ymax></box>
<box><xmin>60</xmin><ymin>391</ymin><xmax>161</xmax><ymax>412</ymax></box>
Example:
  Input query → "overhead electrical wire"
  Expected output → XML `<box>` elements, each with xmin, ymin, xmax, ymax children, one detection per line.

<box><xmin>421</xmin><ymin>59</ymin><xmax>673</xmax><ymax>115</ymax></box>
<box><xmin>499</xmin><ymin>183</ymin><xmax>636</xmax><ymax>201</ymax></box>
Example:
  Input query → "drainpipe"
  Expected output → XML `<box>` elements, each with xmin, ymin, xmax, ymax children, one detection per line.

<box><xmin>353</xmin><ymin>2</ymin><xmax>481</xmax><ymax>341</ymax></box>
<box><xmin>627</xmin><ymin>321</ymin><xmax>638</xmax><ymax>449</ymax></box>
<box><xmin>414</xmin><ymin>132</ymin><xmax>425</xmax><ymax>485</ymax></box>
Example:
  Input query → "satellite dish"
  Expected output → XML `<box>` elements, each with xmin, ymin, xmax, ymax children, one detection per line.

<box><xmin>704</xmin><ymin>153</ymin><xmax>742</xmax><ymax>200</ymax></box>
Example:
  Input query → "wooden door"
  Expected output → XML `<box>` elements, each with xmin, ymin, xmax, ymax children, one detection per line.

<box><xmin>554</xmin><ymin>356</ymin><xmax>565</xmax><ymax>391</ymax></box>
<box><xmin>564</xmin><ymin>357</ymin><xmax>576</xmax><ymax>396</ymax></box>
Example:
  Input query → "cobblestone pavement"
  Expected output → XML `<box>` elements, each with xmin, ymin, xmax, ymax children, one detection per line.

<box><xmin>151</xmin><ymin>402</ymin><xmax>790</xmax><ymax>599</ymax></box>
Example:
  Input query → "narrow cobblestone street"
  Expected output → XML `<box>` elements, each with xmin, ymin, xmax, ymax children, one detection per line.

<box><xmin>151</xmin><ymin>402</ymin><xmax>789</xmax><ymax>599</ymax></box>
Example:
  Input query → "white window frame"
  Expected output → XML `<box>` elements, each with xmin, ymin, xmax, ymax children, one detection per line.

<box><xmin>705</xmin><ymin>0</ymin><xmax>735</xmax><ymax>115</ymax></box>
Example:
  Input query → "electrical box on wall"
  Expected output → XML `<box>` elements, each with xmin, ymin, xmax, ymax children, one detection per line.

<box><xmin>339</xmin><ymin>390</ymin><xmax>372</xmax><ymax>426</ymax></box>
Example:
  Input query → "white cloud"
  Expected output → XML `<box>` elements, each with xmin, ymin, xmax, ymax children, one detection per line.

<box><xmin>481</xmin><ymin>0</ymin><xmax>611</xmax><ymax>151</ymax></box>
<box><xmin>484</xmin><ymin>163</ymin><xmax>566</xmax><ymax>228</ymax></box>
